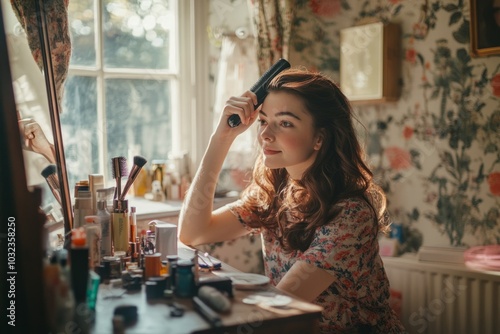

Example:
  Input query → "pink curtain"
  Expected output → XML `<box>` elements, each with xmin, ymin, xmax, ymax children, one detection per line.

<box><xmin>248</xmin><ymin>0</ymin><xmax>295</xmax><ymax>74</ymax></box>
<box><xmin>10</xmin><ymin>0</ymin><xmax>71</xmax><ymax>108</ymax></box>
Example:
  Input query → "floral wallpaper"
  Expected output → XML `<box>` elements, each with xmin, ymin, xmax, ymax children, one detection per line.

<box><xmin>291</xmin><ymin>0</ymin><xmax>500</xmax><ymax>249</ymax></box>
<box><xmin>207</xmin><ymin>0</ymin><xmax>500</xmax><ymax>272</ymax></box>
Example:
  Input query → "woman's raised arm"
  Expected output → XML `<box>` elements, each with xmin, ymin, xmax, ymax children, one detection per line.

<box><xmin>178</xmin><ymin>91</ymin><xmax>258</xmax><ymax>246</ymax></box>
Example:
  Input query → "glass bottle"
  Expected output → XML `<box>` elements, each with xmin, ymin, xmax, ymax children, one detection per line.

<box><xmin>175</xmin><ymin>260</ymin><xmax>195</xmax><ymax>298</ymax></box>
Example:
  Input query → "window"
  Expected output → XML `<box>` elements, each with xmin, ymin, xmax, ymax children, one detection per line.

<box><xmin>62</xmin><ymin>0</ymin><xmax>208</xmax><ymax>188</ymax></box>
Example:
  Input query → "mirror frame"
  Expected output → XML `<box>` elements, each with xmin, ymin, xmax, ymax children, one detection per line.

<box><xmin>0</xmin><ymin>3</ymin><xmax>48</xmax><ymax>332</ymax></box>
<box><xmin>3</xmin><ymin>0</ymin><xmax>74</xmax><ymax>241</ymax></box>
<box><xmin>34</xmin><ymin>0</ymin><xmax>73</xmax><ymax>238</ymax></box>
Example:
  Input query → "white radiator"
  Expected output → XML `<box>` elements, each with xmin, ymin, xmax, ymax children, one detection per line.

<box><xmin>382</xmin><ymin>255</ymin><xmax>500</xmax><ymax>334</ymax></box>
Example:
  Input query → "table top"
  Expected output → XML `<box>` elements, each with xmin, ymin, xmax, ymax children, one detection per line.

<box><xmin>89</xmin><ymin>246</ymin><xmax>323</xmax><ymax>334</ymax></box>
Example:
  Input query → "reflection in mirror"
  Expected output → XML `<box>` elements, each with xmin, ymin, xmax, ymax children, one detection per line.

<box><xmin>2</xmin><ymin>1</ymin><xmax>58</xmax><ymax>219</ymax></box>
<box><xmin>2</xmin><ymin>0</ymin><xmax>73</xmax><ymax>246</ymax></box>
<box><xmin>1</xmin><ymin>5</ymin><xmax>48</xmax><ymax>329</ymax></box>
<box><xmin>3</xmin><ymin>3</ymin><xmax>52</xmax><ymax>179</ymax></box>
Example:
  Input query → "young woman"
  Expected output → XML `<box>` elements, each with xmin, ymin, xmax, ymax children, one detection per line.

<box><xmin>179</xmin><ymin>68</ymin><xmax>406</xmax><ymax>333</ymax></box>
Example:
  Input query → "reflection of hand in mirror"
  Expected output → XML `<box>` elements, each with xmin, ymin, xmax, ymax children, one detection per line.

<box><xmin>18</xmin><ymin>118</ymin><xmax>56</xmax><ymax>164</ymax></box>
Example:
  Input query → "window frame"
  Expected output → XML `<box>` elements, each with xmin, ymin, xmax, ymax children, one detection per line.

<box><xmin>178</xmin><ymin>0</ymin><xmax>211</xmax><ymax>176</ymax></box>
<box><xmin>66</xmin><ymin>0</ymin><xmax>210</xmax><ymax>180</ymax></box>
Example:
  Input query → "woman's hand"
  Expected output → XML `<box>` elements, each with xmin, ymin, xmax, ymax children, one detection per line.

<box><xmin>214</xmin><ymin>91</ymin><xmax>259</xmax><ymax>137</ymax></box>
<box><xmin>18</xmin><ymin>118</ymin><xmax>56</xmax><ymax>163</ymax></box>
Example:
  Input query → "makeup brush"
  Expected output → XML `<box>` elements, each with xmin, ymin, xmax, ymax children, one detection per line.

<box><xmin>41</xmin><ymin>164</ymin><xmax>62</xmax><ymax>205</ymax></box>
<box><xmin>119</xmin><ymin>155</ymin><xmax>148</xmax><ymax>201</ymax></box>
<box><xmin>111</xmin><ymin>156</ymin><xmax>128</xmax><ymax>200</ymax></box>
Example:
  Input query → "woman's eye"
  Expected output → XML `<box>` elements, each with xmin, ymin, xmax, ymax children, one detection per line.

<box><xmin>258</xmin><ymin>119</ymin><xmax>267</xmax><ymax>126</ymax></box>
<box><xmin>281</xmin><ymin>120</ymin><xmax>293</xmax><ymax>127</ymax></box>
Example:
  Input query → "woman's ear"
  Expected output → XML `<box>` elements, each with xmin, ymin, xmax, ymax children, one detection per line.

<box><xmin>314</xmin><ymin>129</ymin><xmax>325</xmax><ymax>151</ymax></box>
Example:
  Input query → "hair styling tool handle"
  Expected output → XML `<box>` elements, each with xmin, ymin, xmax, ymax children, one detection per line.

<box><xmin>227</xmin><ymin>58</ymin><xmax>291</xmax><ymax>128</ymax></box>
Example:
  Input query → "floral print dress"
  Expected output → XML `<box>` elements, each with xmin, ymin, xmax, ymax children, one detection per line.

<box><xmin>228</xmin><ymin>197</ymin><xmax>406</xmax><ymax>334</ymax></box>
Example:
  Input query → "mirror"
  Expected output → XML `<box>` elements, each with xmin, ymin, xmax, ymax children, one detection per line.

<box><xmin>2</xmin><ymin>0</ymin><xmax>73</xmax><ymax>244</ymax></box>
<box><xmin>339</xmin><ymin>21</ymin><xmax>401</xmax><ymax>104</ymax></box>
<box><xmin>4</xmin><ymin>0</ymin><xmax>196</xmax><ymax>251</ymax></box>
<box><xmin>1</xmin><ymin>4</ymin><xmax>51</xmax><ymax>332</ymax></box>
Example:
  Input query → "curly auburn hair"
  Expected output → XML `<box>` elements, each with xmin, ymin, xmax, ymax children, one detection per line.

<box><xmin>240</xmin><ymin>68</ymin><xmax>390</xmax><ymax>252</ymax></box>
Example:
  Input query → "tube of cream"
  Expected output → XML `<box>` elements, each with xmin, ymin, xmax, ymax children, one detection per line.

<box><xmin>74</xmin><ymin>189</ymin><xmax>92</xmax><ymax>229</ymax></box>
<box><xmin>84</xmin><ymin>215</ymin><xmax>102</xmax><ymax>269</ymax></box>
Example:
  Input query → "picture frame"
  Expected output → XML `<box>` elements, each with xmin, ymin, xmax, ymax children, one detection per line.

<box><xmin>469</xmin><ymin>0</ymin><xmax>500</xmax><ymax>57</ymax></box>
<box><xmin>339</xmin><ymin>21</ymin><xmax>401</xmax><ymax>104</ymax></box>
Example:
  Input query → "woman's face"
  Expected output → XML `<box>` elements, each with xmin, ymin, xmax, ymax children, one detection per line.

<box><xmin>258</xmin><ymin>91</ymin><xmax>322</xmax><ymax>179</ymax></box>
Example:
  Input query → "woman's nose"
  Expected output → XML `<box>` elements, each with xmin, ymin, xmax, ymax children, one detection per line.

<box><xmin>259</xmin><ymin>125</ymin><xmax>275</xmax><ymax>142</ymax></box>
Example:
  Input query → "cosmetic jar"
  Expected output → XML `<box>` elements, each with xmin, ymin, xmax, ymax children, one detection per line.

<box><xmin>144</xmin><ymin>253</ymin><xmax>162</xmax><ymax>280</ymax></box>
<box><xmin>103</xmin><ymin>256</ymin><xmax>122</xmax><ymax>279</ymax></box>
<box><xmin>145</xmin><ymin>281</ymin><xmax>159</xmax><ymax>300</ymax></box>
<box><xmin>160</xmin><ymin>260</ymin><xmax>168</xmax><ymax>275</ymax></box>
<box><xmin>149</xmin><ymin>275</ymin><xmax>170</xmax><ymax>291</ymax></box>
<box><xmin>113</xmin><ymin>305</ymin><xmax>137</xmax><ymax>326</ymax></box>
<box><xmin>175</xmin><ymin>260</ymin><xmax>195</xmax><ymax>298</ymax></box>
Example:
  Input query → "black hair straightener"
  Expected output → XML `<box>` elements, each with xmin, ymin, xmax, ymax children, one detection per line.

<box><xmin>227</xmin><ymin>58</ymin><xmax>291</xmax><ymax>128</ymax></box>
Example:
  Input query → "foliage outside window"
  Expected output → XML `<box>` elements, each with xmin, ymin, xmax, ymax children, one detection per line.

<box><xmin>63</xmin><ymin>0</ymin><xmax>177</xmax><ymax>187</ymax></box>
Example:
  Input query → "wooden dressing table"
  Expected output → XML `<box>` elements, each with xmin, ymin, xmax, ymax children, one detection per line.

<box><xmin>90</xmin><ymin>245</ymin><xmax>323</xmax><ymax>334</ymax></box>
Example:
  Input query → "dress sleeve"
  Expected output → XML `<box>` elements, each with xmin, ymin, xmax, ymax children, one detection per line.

<box><xmin>298</xmin><ymin>199</ymin><xmax>379</xmax><ymax>287</ymax></box>
<box><xmin>226</xmin><ymin>200</ymin><xmax>261</xmax><ymax>233</ymax></box>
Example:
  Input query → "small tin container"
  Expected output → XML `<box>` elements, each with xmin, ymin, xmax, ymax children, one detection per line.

<box><xmin>103</xmin><ymin>256</ymin><xmax>122</xmax><ymax>279</ymax></box>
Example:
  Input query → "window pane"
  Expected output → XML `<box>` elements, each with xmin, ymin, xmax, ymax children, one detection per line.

<box><xmin>105</xmin><ymin>79</ymin><xmax>172</xmax><ymax>163</ymax></box>
<box><xmin>61</xmin><ymin>76</ymin><xmax>99</xmax><ymax>188</ymax></box>
<box><xmin>103</xmin><ymin>0</ymin><xmax>172</xmax><ymax>69</ymax></box>
<box><xmin>68</xmin><ymin>0</ymin><xmax>96</xmax><ymax>66</ymax></box>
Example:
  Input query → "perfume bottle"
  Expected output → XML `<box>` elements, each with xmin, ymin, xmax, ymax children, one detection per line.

<box><xmin>96</xmin><ymin>199</ymin><xmax>112</xmax><ymax>257</ymax></box>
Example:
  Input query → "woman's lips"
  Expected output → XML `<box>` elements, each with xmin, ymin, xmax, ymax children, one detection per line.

<box><xmin>263</xmin><ymin>148</ymin><xmax>280</xmax><ymax>155</ymax></box>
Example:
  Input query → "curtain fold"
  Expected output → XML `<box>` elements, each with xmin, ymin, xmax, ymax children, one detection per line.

<box><xmin>10</xmin><ymin>0</ymin><xmax>71</xmax><ymax>108</ymax></box>
<box><xmin>247</xmin><ymin>0</ymin><xmax>295</xmax><ymax>74</ymax></box>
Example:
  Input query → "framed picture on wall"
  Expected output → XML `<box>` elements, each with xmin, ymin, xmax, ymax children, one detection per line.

<box><xmin>469</xmin><ymin>0</ymin><xmax>500</xmax><ymax>57</ymax></box>
<box><xmin>339</xmin><ymin>21</ymin><xmax>401</xmax><ymax>104</ymax></box>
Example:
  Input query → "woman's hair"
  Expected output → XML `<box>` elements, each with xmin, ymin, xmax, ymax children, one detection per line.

<box><xmin>240</xmin><ymin>68</ymin><xmax>390</xmax><ymax>252</ymax></box>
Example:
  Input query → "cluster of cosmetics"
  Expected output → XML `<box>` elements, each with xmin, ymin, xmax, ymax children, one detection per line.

<box><xmin>43</xmin><ymin>155</ymin><xmax>148</xmax><ymax>332</ymax></box>
<box><xmin>44</xmin><ymin>220</ymin><xmax>231</xmax><ymax>332</ymax></box>
<box><xmin>44</xmin><ymin>154</ymin><xmax>232</xmax><ymax>331</ymax></box>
